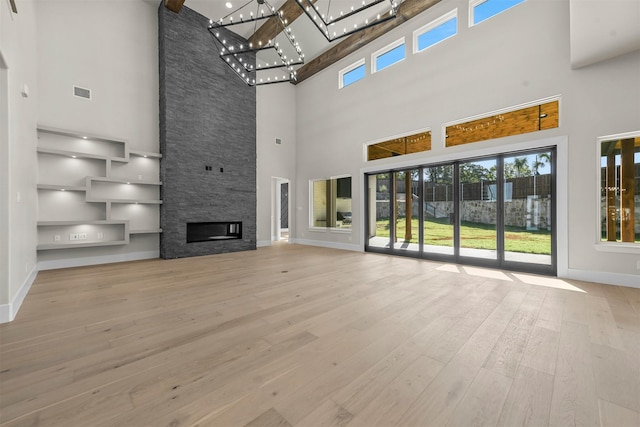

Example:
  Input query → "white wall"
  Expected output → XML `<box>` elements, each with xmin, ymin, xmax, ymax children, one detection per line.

<box><xmin>256</xmin><ymin>83</ymin><xmax>297</xmax><ymax>246</ymax></box>
<box><xmin>35</xmin><ymin>0</ymin><xmax>160</xmax><ymax>267</ymax></box>
<box><xmin>570</xmin><ymin>0</ymin><xmax>640</xmax><ymax>68</ymax></box>
<box><xmin>294</xmin><ymin>0</ymin><xmax>640</xmax><ymax>283</ymax></box>
<box><xmin>0</xmin><ymin>0</ymin><xmax>39</xmax><ymax>322</ymax></box>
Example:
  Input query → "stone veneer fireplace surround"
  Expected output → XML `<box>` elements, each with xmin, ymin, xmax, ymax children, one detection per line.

<box><xmin>158</xmin><ymin>5</ymin><xmax>257</xmax><ymax>259</ymax></box>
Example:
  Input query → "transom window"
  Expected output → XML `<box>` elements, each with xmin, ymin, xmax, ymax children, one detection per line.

<box><xmin>413</xmin><ymin>9</ymin><xmax>458</xmax><ymax>54</ymax></box>
<box><xmin>372</xmin><ymin>38</ymin><xmax>405</xmax><ymax>74</ymax></box>
<box><xmin>445</xmin><ymin>99</ymin><xmax>559</xmax><ymax>147</ymax></box>
<box><xmin>339</xmin><ymin>59</ymin><xmax>366</xmax><ymax>89</ymax></box>
<box><xmin>367</xmin><ymin>130</ymin><xmax>432</xmax><ymax>161</ymax></box>
<box><xmin>470</xmin><ymin>0</ymin><xmax>525</xmax><ymax>26</ymax></box>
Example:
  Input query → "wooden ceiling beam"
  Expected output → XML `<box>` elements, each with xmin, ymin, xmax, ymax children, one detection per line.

<box><xmin>248</xmin><ymin>0</ymin><xmax>318</xmax><ymax>47</ymax></box>
<box><xmin>295</xmin><ymin>0</ymin><xmax>441</xmax><ymax>84</ymax></box>
<box><xmin>165</xmin><ymin>0</ymin><xmax>186</xmax><ymax>14</ymax></box>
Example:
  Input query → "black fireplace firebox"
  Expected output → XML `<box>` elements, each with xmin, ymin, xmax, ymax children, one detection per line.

<box><xmin>186</xmin><ymin>221</ymin><xmax>242</xmax><ymax>243</ymax></box>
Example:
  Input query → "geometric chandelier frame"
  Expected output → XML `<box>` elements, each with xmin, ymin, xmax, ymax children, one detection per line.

<box><xmin>296</xmin><ymin>0</ymin><xmax>399</xmax><ymax>42</ymax></box>
<box><xmin>207</xmin><ymin>0</ymin><xmax>401</xmax><ymax>86</ymax></box>
<box><xmin>208</xmin><ymin>0</ymin><xmax>305</xmax><ymax>86</ymax></box>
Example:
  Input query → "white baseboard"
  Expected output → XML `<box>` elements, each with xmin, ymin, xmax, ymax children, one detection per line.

<box><xmin>0</xmin><ymin>265</ymin><xmax>39</xmax><ymax>323</ymax></box>
<box><xmin>257</xmin><ymin>240</ymin><xmax>272</xmax><ymax>248</ymax></box>
<box><xmin>291</xmin><ymin>238</ymin><xmax>362</xmax><ymax>253</ymax></box>
<box><xmin>564</xmin><ymin>268</ymin><xmax>640</xmax><ymax>289</ymax></box>
<box><xmin>38</xmin><ymin>250</ymin><xmax>159</xmax><ymax>271</ymax></box>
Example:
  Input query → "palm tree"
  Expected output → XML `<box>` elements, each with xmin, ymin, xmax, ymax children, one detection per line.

<box><xmin>532</xmin><ymin>152</ymin><xmax>551</xmax><ymax>195</ymax></box>
<box><xmin>533</xmin><ymin>152</ymin><xmax>551</xmax><ymax>175</ymax></box>
<box><xmin>513</xmin><ymin>157</ymin><xmax>529</xmax><ymax>177</ymax></box>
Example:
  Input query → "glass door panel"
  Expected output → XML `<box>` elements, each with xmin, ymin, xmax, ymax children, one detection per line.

<box><xmin>367</xmin><ymin>174</ymin><xmax>392</xmax><ymax>249</ymax></box>
<box><xmin>503</xmin><ymin>152</ymin><xmax>553</xmax><ymax>265</ymax></box>
<box><xmin>459</xmin><ymin>159</ymin><xmax>498</xmax><ymax>259</ymax></box>
<box><xmin>394</xmin><ymin>170</ymin><xmax>420</xmax><ymax>253</ymax></box>
<box><xmin>423</xmin><ymin>165</ymin><xmax>454</xmax><ymax>255</ymax></box>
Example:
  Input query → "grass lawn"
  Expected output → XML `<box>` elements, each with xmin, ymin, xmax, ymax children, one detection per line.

<box><xmin>375</xmin><ymin>218</ymin><xmax>551</xmax><ymax>255</ymax></box>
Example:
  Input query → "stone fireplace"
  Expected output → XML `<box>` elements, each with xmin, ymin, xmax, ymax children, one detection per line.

<box><xmin>158</xmin><ymin>5</ymin><xmax>256</xmax><ymax>259</ymax></box>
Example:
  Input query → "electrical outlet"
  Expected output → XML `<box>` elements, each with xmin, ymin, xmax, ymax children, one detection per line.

<box><xmin>79</xmin><ymin>233</ymin><xmax>87</xmax><ymax>241</ymax></box>
<box><xmin>69</xmin><ymin>233</ymin><xmax>79</xmax><ymax>241</ymax></box>
<box><xmin>54</xmin><ymin>235</ymin><xmax>61</xmax><ymax>242</ymax></box>
<box><xmin>97</xmin><ymin>232</ymin><xmax>104</xmax><ymax>240</ymax></box>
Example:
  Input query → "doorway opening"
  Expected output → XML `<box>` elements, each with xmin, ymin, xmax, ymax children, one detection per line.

<box><xmin>272</xmin><ymin>177</ymin><xmax>290</xmax><ymax>243</ymax></box>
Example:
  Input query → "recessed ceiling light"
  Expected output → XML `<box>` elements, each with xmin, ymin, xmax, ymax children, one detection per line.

<box><xmin>225</xmin><ymin>2</ymin><xmax>233</xmax><ymax>8</ymax></box>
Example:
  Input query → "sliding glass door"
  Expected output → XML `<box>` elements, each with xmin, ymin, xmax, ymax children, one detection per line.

<box><xmin>423</xmin><ymin>165</ymin><xmax>454</xmax><ymax>256</ymax></box>
<box><xmin>459</xmin><ymin>158</ymin><xmax>498</xmax><ymax>260</ymax></box>
<box><xmin>365</xmin><ymin>148</ymin><xmax>556</xmax><ymax>274</ymax></box>
<box><xmin>393</xmin><ymin>170</ymin><xmax>420</xmax><ymax>254</ymax></box>
<box><xmin>503</xmin><ymin>151</ymin><xmax>553</xmax><ymax>266</ymax></box>
<box><xmin>367</xmin><ymin>173</ymin><xmax>392</xmax><ymax>249</ymax></box>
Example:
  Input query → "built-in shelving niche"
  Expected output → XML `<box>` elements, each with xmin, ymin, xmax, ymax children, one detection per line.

<box><xmin>36</xmin><ymin>126</ymin><xmax>162</xmax><ymax>250</ymax></box>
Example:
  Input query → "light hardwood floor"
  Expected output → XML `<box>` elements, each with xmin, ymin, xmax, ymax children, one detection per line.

<box><xmin>1</xmin><ymin>244</ymin><xmax>639</xmax><ymax>426</ymax></box>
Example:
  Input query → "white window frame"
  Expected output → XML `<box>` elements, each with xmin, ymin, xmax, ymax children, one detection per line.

<box><xmin>441</xmin><ymin>95</ymin><xmax>562</xmax><ymax>146</ymax></box>
<box><xmin>469</xmin><ymin>0</ymin><xmax>525</xmax><ymax>28</ymax></box>
<box><xmin>595</xmin><ymin>130</ymin><xmax>640</xmax><ymax>254</ymax></box>
<box><xmin>371</xmin><ymin>37</ymin><xmax>406</xmax><ymax>74</ymax></box>
<box><xmin>309</xmin><ymin>175</ymin><xmax>353</xmax><ymax>233</ymax></box>
<box><xmin>338</xmin><ymin>58</ymin><xmax>366</xmax><ymax>89</ymax></box>
<box><xmin>363</xmin><ymin>127</ymin><xmax>432</xmax><ymax>162</ymax></box>
<box><xmin>413</xmin><ymin>9</ymin><xmax>458</xmax><ymax>55</ymax></box>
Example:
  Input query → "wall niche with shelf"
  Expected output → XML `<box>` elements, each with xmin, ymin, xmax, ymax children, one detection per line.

<box><xmin>36</xmin><ymin>126</ymin><xmax>162</xmax><ymax>251</ymax></box>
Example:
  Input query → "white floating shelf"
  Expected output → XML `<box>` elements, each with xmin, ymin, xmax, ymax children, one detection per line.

<box><xmin>38</xmin><ymin>220</ymin><xmax>126</xmax><ymax>226</ymax></box>
<box><xmin>37</xmin><ymin>125</ymin><xmax>127</xmax><ymax>145</ymax></box>
<box><xmin>87</xmin><ymin>198</ymin><xmax>163</xmax><ymax>204</ymax></box>
<box><xmin>37</xmin><ymin>147</ymin><xmax>120</xmax><ymax>161</ymax></box>
<box><xmin>37</xmin><ymin>240</ymin><xmax>128</xmax><ymax>250</ymax></box>
<box><xmin>88</xmin><ymin>176</ymin><xmax>162</xmax><ymax>186</ymax></box>
<box><xmin>129</xmin><ymin>150</ymin><xmax>162</xmax><ymax>159</ymax></box>
<box><xmin>130</xmin><ymin>228</ymin><xmax>163</xmax><ymax>234</ymax></box>
<box><xmin>37</xmin><ymin>184</ymin><xmax>87</xmax><ymax>192</ymax></box>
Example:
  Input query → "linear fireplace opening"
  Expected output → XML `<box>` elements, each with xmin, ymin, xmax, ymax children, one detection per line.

<box><xmin>186</xmin><ymin>221</ymin><xmax>242</xmax><ymax>243</ymax></box>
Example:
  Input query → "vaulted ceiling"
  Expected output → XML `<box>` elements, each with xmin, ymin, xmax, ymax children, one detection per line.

<box><xmin>163</xmin><ymin>0</ymin><xmax>442</xmax><ymax>84</ymax></box>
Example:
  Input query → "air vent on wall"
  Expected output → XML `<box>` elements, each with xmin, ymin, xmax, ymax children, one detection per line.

<box><xmin>73</xmin><ymin>85</ymin><xmax>91</xmax><ymax>100</ymax></box>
